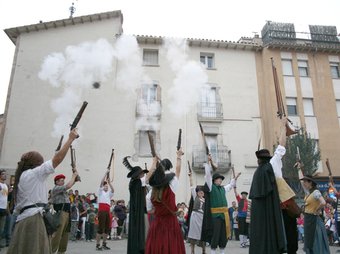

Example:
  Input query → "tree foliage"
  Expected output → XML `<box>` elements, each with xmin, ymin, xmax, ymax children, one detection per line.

<box><xmin>278</xmin><ymin>127</ymin><xmax>321</xmax><ymax>179</ymax></box>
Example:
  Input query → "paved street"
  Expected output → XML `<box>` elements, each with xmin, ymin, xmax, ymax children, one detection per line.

<box><xmin>4</xmin><ymin>238</ymin><xmax>337</xmax><ymax>254</ymax></box>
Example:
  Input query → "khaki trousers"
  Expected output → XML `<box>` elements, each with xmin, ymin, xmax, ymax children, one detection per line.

<box><xmin>51</xmin><ymin>211</ymin><xmax>69</xmax><ymax>253</ymax></box>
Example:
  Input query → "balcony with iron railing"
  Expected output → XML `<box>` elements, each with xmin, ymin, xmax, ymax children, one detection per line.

<box><xmin>136</xmin><ymin>100</ymin><xmax>161</xmax><ymax>119</ymax></box>
<box><xmin>197</xmin><ymin>103</ymin><xmax>223</xmax><ymax>122</ymax></box>
<box><xmin>191</xmin><ymin>145</ymin><xmax>231</xmax><ymax>173</ymax></box>
<box><xmin>261</xmin><ymin>21</ymin><xmax>340</xmax><ymax>50</ymax></box>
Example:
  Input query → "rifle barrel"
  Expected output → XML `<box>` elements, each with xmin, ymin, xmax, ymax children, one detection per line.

<box><xmin>70</xmin><ymin>101</ymin><xmax>88</xmax><ymax>130</ymax></box>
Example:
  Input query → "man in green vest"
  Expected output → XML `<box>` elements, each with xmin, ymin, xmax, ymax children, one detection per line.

<box><xmin>201</xmin><ymin>155</ymin><xmax>240</xmax><ymax>254</ymax></box>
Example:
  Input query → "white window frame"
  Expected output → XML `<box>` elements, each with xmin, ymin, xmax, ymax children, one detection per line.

<box><xmin>303</xmin><ymin>98</ymin><xmax>314</xmax><ymax>116</ymax></box>
<box><xmin>298</xmin><ymin>60</ymin><xmax>309</xmax><ymax>77</ymax></box>
<box><xmin>201</xmin><ymin>86</ymin><xmax>217</xmax><ymax>117</ymax></box>
<box><xmin>143</xmin><ymin>49</ymin><xmax>159</xmax><ymax>66</ymax></box>
<box><xmin>336</xmin><ymin>99</ymin><xmax>340</xmax><ymax>117</ymax></box>
<box><xmin>330</xmin><ymin>62</ymin><xmax>340</xmax><ymax>79</ymax></box>
<box><xmin>141</xmin><ymin>84</ymin><xmax>157</xmax><ymax>104</ymax></box>
<box><xmin>286</xmin><ymin>97</ymin><xmax>298</xmax><ymax>116</ymax></box>
<box><xmin>200</xmin><ymin>53</ymin><xmax>215</xmax><ymax>69</ymax></box>
<box><xmin>282</xmin><ymin>59</ymin><xmax>293</xmax><ymax>76</ymax></box>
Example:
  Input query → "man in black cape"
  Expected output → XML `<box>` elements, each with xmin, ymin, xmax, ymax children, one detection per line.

<box><xmin>249</xmin><ymin>117</ymin><xmax>297</xmax><ymax>254</ymax></box>
<box><xmin>123</xmin><ymin>156</ymin><xmax>149</xmax><ymax>254</ymax></box>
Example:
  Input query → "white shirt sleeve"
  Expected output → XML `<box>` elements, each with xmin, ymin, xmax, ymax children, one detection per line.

<box><xmin>224</xmin><ymin>178</ymin><xmax>236</xmax><ymax>192</ymax></box>
<box><xmin>31</xmin><ymin>160</ymin><xmax>54</xmax><ymax>180</ymax></box>
<box><xmin>270</xmin><ymin>145</ymin><xmax>286</xmax><ymax>178</ymax></box>
<box><xmin>191</xmin><ymin>186</ymin><xmax>197</xmax><ymax>199</ymax></box>
<box><xmin>204</xmin><ymin>163</ymin><xmax>212</xmax><ymax>191</ymax></box>
<box><xmin>146</xmin><ymin>190</ymin><xmax>153</xmax><ymax>212</ymax></box>
<box><xmin>140</xmin><ymin>175</ymin><xmax>146</xmax><ymax>187</ymax></box>
<box><xmin>169</xmin><ymin>176</ymin><xmax>179</xmax><ymax>193</ymax></box>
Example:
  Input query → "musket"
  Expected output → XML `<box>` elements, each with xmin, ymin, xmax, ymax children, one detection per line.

<box><xmin>106</xmin><ymin>149</ymin><xmax>114</xmax><ymax>181</ymax></box>
<box><xmin>70</xmin><ymin>101</ymin><xmax>88</xmax><ymax>136</ymax></box>
<box><xmin>198</xmin><ymin>122</ymin><xmax>217</xmax><ymax>170</ymax></box>
<box><xmin>147</xmin><ymin>131</ymin><xmax>157</xmax><ymax>158</ymax></box>
<box><xmin>177</xmin><ymin>129</ymin><xmax>182</xmax><ymax>151</ymax></box>
<box><xmin>187</xmin><ymin>160</ymin><xmax>192</xmax><ymax>175</ymax></box>
<box><xmin>271</xmin><ymin>58</ymin><xmax>297</xmax><ymax>136</ymax></box>
<box><xmin>228</xmin><ymin>150</ymin><xmax>235</xmax><ymax>178</ymax></box>
<box><xmin>70</xmin><ymin>145</ymin><xmax>81</xmax><ymax>182</ymax></box>
<box><xmin>326</xmin><ymin>158</ymin><xmax>334</xmax><ymax>185</ymax></box>
<box><xmin>55</xmin><ymin>135</ymin><xmax>64</xmax><ymax>152</ymax></box>
<box><xmin>294</xmin><ymin>146</ymin><xmax>305</xmax><ymax>175</ymax></box>
<box><xmin>199</xmin><ymin>123</ymin><xmax>210</xmax><ymax>155</ymax></box>
<box><xmin>145</xmin><ymin>163</ymin><xmax>148</xmax><ymax>171</ymax></box>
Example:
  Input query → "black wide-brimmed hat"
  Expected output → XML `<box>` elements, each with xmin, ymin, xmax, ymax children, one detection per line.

<box><xmin>255</xmin><ymin>149</ymin><xmax>272</xmax><ymax>159</ymax></box>
<box><xmin>123</xmin><ymin>156</ymin><xmax>148</xmax><ymax>179</ymax></box>
<box><xmin>212</xmin><ymin>173</ymin><xmax>225</xmax><ymax>181</ymax></box>
<box><xmin>241</xmin><ymin>191</ymin><xmax>248</xmax><ymax>195</ymax></box>
<box><xmin>160</xmin><ymin>158</ymin><xmax>173</xmax><ymax>171</ymax></box>
<box><xmin>149</xmin><ymin>165</ymin><xmax>175</xmax><ymax>188</ymax></box>
<box><xmin>300</xmin><ymin>175</ymin><xmax>317</xmax><ymax>185</ymax></box>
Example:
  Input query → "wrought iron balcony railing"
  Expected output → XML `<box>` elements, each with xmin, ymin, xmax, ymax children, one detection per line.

<box><xmin>191</xmin><ymin>145</ymin><xmax>231</xmax><ymax>173</ymax></box>
<box><xmin>197</xmin><ymin>103</ymin><xmax>223</xmax><ymax>122</ymax></box>
<box><xmin>136</xmin><ymin>100</ymin><xmax>161</xmax><ymax>119</ymax></box>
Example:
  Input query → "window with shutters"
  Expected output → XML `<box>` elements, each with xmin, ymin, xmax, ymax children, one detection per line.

<box><xmin>136</xmin><ymin>82</ymin><xmax>161</xmax><ymax>118</ymax></box>
<box><xmin>303</xmin><ymin>98</ymin><xmax>314</xmax><ymax>116</ymax></box>
<box><xmin>143</xmin><ymin>49</ymin><xmax>159</xmax><ymax>66</ymax></box>
<box><xmin>200</xmin><ymin>53</ymin><xmax>215</xmax><ymax>69</ymax></box>
<box><xmin>298</xmin><ymin>60</ymin><xmax>309</xmax><ymax>77</ymax></box>
<box><xmin>330</xmin><ymin>63</ymin><xmax>340</xmax><ymax>79</ymax></box>
<box><xmin>286</xmin><ymin>97</ymin><xmax>298</xmax><ymax>116</ymax></box>
<box><xmin>282</xmin><ymin>59</ymin><xmax>293</xmax><ymax>76</ymax></box>
<box><xmin>336</xmin><ymin>100</ymin><xmax>340</xmax><ymax>117</ymax></box>
<box><xmin>198</xmin><ymin>85</ymin><xmax>223</xmax><ymax>121</ymax></box>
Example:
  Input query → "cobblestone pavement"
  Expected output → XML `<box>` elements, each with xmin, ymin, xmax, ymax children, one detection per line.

<box><xmin>2</xmin><ymin>238</ymin><xmax>340</xmax><ymax>253</ymax></box>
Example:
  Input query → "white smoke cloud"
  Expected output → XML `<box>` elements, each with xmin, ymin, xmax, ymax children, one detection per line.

<box><xmin>113</xmin><ymin>35</ymin><xmax>151</xmax><ymax>92</ymax></box>
<box><xmin>163</xmin><ymin>38</ymin><xmax>208</xmax><ymax>118</ymax></box>
<box><xmin>39</xmin><ymin>38</ymin><xmax>115</xmax><ymax>137</ymax></box>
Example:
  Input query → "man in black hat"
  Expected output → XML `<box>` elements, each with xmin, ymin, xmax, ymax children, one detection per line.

<box><xmin>249</xmin><ymin>117</ymin><xmax>297</xmax><ymax>254</ymax></box>
<box><xmin>234</xmin><ymin>187</ymin><xmax>249</xmax><ymax>248</ymax></box>
<box><xmin>201</xmin><ymin>154</ymin><xmax>240</xmax><ymax>254</ymax></box>
<box><xmin>123</xmin><ymin>156</ymin><xmax>149</xmax><ymax>254</ymax></box>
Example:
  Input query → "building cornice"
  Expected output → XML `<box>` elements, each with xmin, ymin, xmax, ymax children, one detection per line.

<box><xmin>135</xmin><ymin>35</ymin><xmax>262</xmax><ymax>51</ymax></box>
<box><xmin>264</xmin><ymin>41</ymin><xmax>340</xmax><ymax>54</ymax></box>
<box><xmin>4</xmin><ymin>10</ymin><xmax>123</xmax><ymax>45</ymax></box>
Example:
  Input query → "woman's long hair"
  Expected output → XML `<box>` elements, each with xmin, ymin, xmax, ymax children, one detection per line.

<box><xmin>151</xmin><ymin>186</ymin><xmax>165</xmax><ymax>203</ymax></box>
<box><xmin>12</xmin><ymin>151</ymin><xmax>44</xmax><ymax>207</ymax></box>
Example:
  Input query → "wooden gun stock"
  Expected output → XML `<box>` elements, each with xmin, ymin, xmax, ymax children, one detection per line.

<box><xmin>187</xmin><ymin>160</ymin><xmax>192</xmax><ymax>174</ymax></box>
<box><xmin>326</xmin><ymin>158</ymin><xmax>334</xmax><ymax>184</ymax></box>
<box><xmin>199</xmin><ymin>122</ymin><xmax>217</xmax><ymax>170</ymax></box>
<box><xmin>177</xmin><ymin>129</ymin><xmax>182</xmax><ymax>151</ymax></box>
<box><xmin>106</xmin><ymin>149</ymin><xmax>115</xmax><ymax>180</ymax></box>
<box><xmin>55</xmin><ymin>135</ymin><xmax>64</xmax><ymax>152</ymax></box>
<box><xmin>147</xmin><ymin>131</ymin><xmax>156</xmax><ymax>157</ymax></box>
<box><xmin>70</xmin><ymin>101</ymin><xmax>88</xmax><ymax>132</ymax></box>
<box><xmin>199</xmin><ymin>123</ymin><xmax>210</xmax><ymax>155</ymax></box>
<box><xmin>70</xmin><ymin>146</ymin><xmax>81</xmax><ymax>182</ymax></box>
<box><xmin>271</xmin><ymin>58</ymin><xmax>297</xmax><ymax>136</ymax></box>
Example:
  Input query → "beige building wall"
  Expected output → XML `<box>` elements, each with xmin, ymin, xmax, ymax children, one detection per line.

<box><xmin>0</xmin><ymin>11</ymin><xmax>261</xmax><ymax>204</ymax></box>
<box><xmin>256</xmin><ymin>47</ymin><xmax>340</xmax><ymax>176</ymax></box>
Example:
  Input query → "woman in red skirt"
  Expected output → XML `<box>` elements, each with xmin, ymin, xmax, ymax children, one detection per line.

<box><xmin>145</xmin><ymin>149</ymin><xmax>185</xmax><ymax>254</ymax></box>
